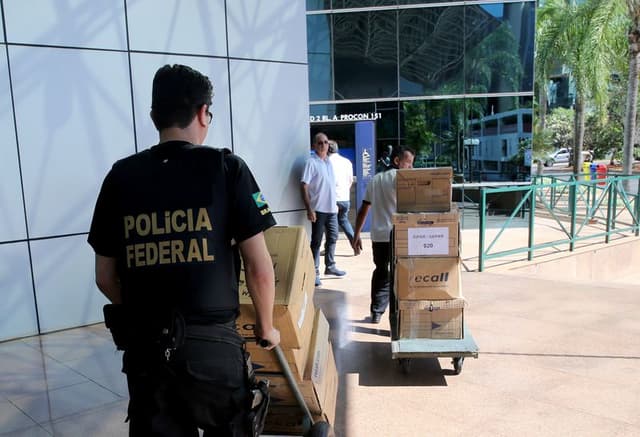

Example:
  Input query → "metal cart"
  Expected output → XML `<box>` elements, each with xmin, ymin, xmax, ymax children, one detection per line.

<box><xmin>390</xmin><ymin>312</ymin><xmax>479</xmax><ymax>375</ymax></box>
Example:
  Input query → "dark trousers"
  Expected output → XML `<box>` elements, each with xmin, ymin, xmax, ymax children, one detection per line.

<box><xmin>371</xmin><ymin>241</ymin><xmax>395</xmax><ymax>315</ymax></box>
<box><xmin>310</xmin><ymin>211</ymin><xmax>338</xmax><ymax>274</ymax></box>
<box><xmin>335</xmin><ymin>201</ymin><xmax>354</xmax><ymax>244</ymax></box>
<box><xmin>124</xmin><ymin>324</ymin><xmax>250</xmax><ymax>437</ymax></box>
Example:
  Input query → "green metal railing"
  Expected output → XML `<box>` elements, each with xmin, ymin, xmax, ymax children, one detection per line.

<box><xmin>477</xmin><ymin>173</ymin><xmax>640</xmax><ymax>271</ymax></box>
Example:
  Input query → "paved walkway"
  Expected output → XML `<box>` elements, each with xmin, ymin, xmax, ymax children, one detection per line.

<box><xmin>1</xmin><ymin>237</ymin><xmax>639</xmax><ymax>436</ymax></box>
<box><xmin>320</xmin><ymin>239</ymin><xmax>640</xmax><ymax>437</ymax></box>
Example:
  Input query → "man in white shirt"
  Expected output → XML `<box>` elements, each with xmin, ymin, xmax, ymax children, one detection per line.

<box><xmin>328</xmin><ymin>141</ymin><xmax>355</xmax><ymax>245</ymax></box>
<box><xmin>352</xmin><ymin>145</ymin><xmax>415</xmax><ymax>323</ymax></box>
<box><xmin>301</xmin><ymin>133</ymin><xmax>347</xmax><ymax>287</ymax></box>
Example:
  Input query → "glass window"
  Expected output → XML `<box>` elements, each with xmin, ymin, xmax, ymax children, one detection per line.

<box><xmin>310</xmin><ymin>105</ymin><xmax>337</xmax><ymax>127</ymax></box>
<box><xmin>307</xmin><ymin>0</ymin><xmax>331</xmax><ymax>11</ymax></box>
<box><xmin>399</xmin><ymin>98</ymin><xmax>464</xmax><ymax>168</ymax></box>
<box><xmin>307</xmin><ymin>15</ymin><xmax>333</xmax><ymax>101</ymax></box>
<box><xmin>335</xmin><ymin>102</ymin><xmax>376</xmax><ymax>115</ymax></box>
<box><xmin>375</xmin><ymin>101</ymin><xmax>399</xmax><ymax>150</ymax></box>
<box><xmin>332</xmin><ymin>0</ymin><xmax>397</xmax><ymax>8</ymax></box>
<box><xmin>398</xmin><ymin>1</ymin><xmax>459</xmax><ymax>5</ymax></box>
<box><xmin>398</xmin><ymin>6</ymin><xmax>464</xmax><ymax>97</ymax></box>
<box><xmin>464</xmin><ymin>96</ymin><xmax>533</xmax><ymax>181</ymax></box>
<box><xmin>333</xmin><ymin>11</ymin><xmax>398</xmax><ymax>99</ymax></box>
<box><xmin>309</xmin><ymin>54</ymin><xmax>333</xmax><ymax>101</ymax></box>
<box><xmin>465</xmin><ymin>2</ymin><xmax>535</xmax><ymax>94</ymax></box>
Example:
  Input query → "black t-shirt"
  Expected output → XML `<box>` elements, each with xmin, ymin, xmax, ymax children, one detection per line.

<box><xmin>88</xmin><ymin>141</ymin><xmax>276</xmax><ymax>323</ymax></box>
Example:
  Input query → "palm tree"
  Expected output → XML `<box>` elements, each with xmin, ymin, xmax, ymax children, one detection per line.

<box><xmin>536</xmin><ymin>0</ymin><xmax>624</xmax><ymax>172</ymax></box>
<box><xmin>623</xmin><ymin>0</ymin><xmax>640</xmax><ymax>180</ymax></box>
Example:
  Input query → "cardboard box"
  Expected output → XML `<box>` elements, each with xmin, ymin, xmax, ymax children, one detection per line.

<box><xmin>237</xmin><ymin>288</ymin><xmax>315</xmax><ymax>349</ymax></box>
<box><xmin>238</xmin><ymin>226</ymin><xmax>317</xmax><ymax>348</ymax></box>
<box><xmin>304</xmin><ymin>308</ymin><xmax>331</xmax><ymax>382</ymax></box>
<box><xmin>245</xmin><ymin>307</ymin><xmax>330</xmax><ymax>382</ymax></box>
<box><xmin>395</xmin><ymin>256</ymin><xmax>462</xmax><ymax>300</ymax></box>
<box><xmin>398</xmin><ymin>299</ymin><xmax>466</xmax><ymax>339</ymax></box>
<box><xmin>396</xmin><ymin>167</ymin><xmax>453</xmax><ymax>212</ymax></box>
<box><xmin>256</xmin><ymin>341</ymin><xmax>338</xmax><ymax>417</ymax></box>
<box><xmin>262</xmin><ymin>407</ymin><xmax>328</xmax><ymax>435</ymax></box>
<box><xmin>392</xmin><ymin>206</ymin><xmax>460</xmax><ymax>257</ymax></box>
<box><xmin>245</xmin><ymin>342</ymin><xmax>308</xmax><ymax>381</ymax></box>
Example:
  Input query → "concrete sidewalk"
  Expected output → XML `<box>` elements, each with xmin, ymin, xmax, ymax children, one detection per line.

<box><xmin>319</xmin><ymin>239</ymin><xmax>640</xmax><ymax>436</ymax></box>
<box><xmin>0</xmin><ymin>237</ymin><xmax>639</xmax><ymax>436</ymax></box>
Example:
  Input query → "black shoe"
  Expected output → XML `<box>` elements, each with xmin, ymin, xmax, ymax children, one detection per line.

<box><xmin>324</xmin><ymin>266</ymin><xmax>346</xmax><ymax>276</ymax></box>
<box><xmin>371</xmin><ymin>313</ymin><xmax>382</xmax><ymax>324</ymax></box>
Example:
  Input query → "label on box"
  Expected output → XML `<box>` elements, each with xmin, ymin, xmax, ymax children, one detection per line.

<box><xmin>298</xmin><ymin>291</ymin><xmax>308</xmax><ymax>329</ymax></box>
<box><xmin>407</xmin><ymin>227</ymin><xmax>449</xmax><ymax>256</ymax></box>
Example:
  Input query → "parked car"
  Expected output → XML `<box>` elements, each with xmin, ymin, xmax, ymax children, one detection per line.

<box><xmin>544</xmin><ymin>148</ymin><xmax>592</xmax><ymax>167</ymax></box>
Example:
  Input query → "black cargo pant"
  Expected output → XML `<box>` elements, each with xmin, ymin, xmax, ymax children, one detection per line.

<box><xmin>371</xmin><ymin>240</ymin><xmax>396</xmax><ymax>316</ymax></box>
<box><xmin>124</xmin><ymin>322</ymin><xmax>250</xmax><ymax>437</ymax></box>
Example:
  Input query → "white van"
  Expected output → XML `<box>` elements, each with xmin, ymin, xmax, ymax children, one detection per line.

<box><xmin>544</xmin><ymin>148</ymin><xmax>592</xmax><ymax>167</ymax></box>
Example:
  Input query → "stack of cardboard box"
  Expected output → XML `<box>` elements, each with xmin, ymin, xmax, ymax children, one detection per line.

<box><xmin>393</xmin><ymin>167</ymin><xmax>466</xmax><ymax>339</ymax></box>
<box><xmin>238</xmin><ymin>226</ymin><xmax>337</xmax><ymax>434</ymax></box>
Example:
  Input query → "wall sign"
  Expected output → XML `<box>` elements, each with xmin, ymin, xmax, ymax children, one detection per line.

<box><xmin>309</xmin><ymin>112</ymin><xmax>382</xmax><ymax>123</ymax></box>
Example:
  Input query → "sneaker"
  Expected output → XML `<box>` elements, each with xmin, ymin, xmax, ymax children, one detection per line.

<box><xmin>315</xmin><ymin>276</ymin><xmax>322</xmax><ymax>287</ymax></box>
<box><xmin>324</xmin><ymin>266</ymin><xmax>346</xmax><ymax>276</ymax></box>
<box><xmin>371</xmin><ymin>313</ymin><xmax>382</xmax><ymax>324</ymax></box>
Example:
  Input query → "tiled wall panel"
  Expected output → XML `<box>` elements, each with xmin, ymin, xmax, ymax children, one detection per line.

<box><xmin>31</xmin><ymin>236</ymin><xmax>108</xmax><ymax>333</ymax></box>
<box><xmin>10</xmin><ymin>46</ymin><xmax>135</xmax><ymax>238</ymax></box>
<box><xmin>0</xmin><ymin>243</ymin><xmax>39</xmax><ymax>341</ymax></box>
<box><xmin>126</xmin><ymin>0</ymin><xmax>227</xmax><ymax>57</ymax></box>
<box><xmin>0</xmin><ymin>0</ymin><xmax>309</xmax><ymax>340</ymax></box>
<box><xmin>130</xmin><ymin>53</ymin><xmax>232</xmax><ymax>151</ymax></box>
<box><xmin>230</xmin><ymin>60</ymin><xmax>309</xmax><ymax>213</ymax></box>
<box><xmin>227</xmin><ymin>0</ymin><xmax>307</xmax><ymax>63</ymax></box>
<box><xmin>0</xmin><ymin>48</ymin><xmax>26</xmax><ymax>242</ymax></box>
<box><xmin>3</xmin><ymin>0</ymin><xmax>127</xmax><ymax>50</ymax></box>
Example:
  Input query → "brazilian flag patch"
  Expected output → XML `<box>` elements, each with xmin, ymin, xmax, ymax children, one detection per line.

<box><xmin>252</xmin><ymin>192</ymin><xmax>271</xmax><ymax>216</ymax></box>
<box><xmin>252</xmin><ymin>192</ymin><xmax>268</xmax><ymax>208</ymax></box>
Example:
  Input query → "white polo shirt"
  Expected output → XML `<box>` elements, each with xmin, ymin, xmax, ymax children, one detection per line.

<box><xmin>363</xmin><ymin>169</ymin><xmax>397</xmax><ymax>242</ymax></box>
<box><xmin>301</xmin><ymin>154</ymin><xmax>338</xmax><ymax>213</ymax></box>
<box><xmin>329</xmin><ymin>153</ymin><xmax>354</xmax><ymax>202</ymax></box>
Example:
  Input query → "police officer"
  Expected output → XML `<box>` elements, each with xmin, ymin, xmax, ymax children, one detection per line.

<box><xmin>88</xmin><ymin>64</ymin><xmax>280</xmax><ymax>436</ymax></box>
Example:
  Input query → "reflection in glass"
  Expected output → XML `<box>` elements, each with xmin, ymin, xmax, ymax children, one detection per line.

<box><xmin>398</xmin><ymin>6</ymin><xmax>464</xmax><ymax>97</ymax></box>
<box><xmin>464</xmin><ymin>2</ymin><xmax>535</xmax><ymax>94</ymax></box>
<box><xmin>333</xmin><ymin>11</ymin><xmax>398</xmax><ymax>99</ymax></box>
<box><xmin>464</xmin><ymin>96</ymin><xmax>533</xmax><ymax>181</ymax></box>
<box><xmin>399</xmin><ymin>99</ymin><xmax>464</xmax><ymax>169</ymax></box>
<box><xmin>375</xmin><ymin>100</ymin><xmax>399</xmax><ymax>153</ymax></box>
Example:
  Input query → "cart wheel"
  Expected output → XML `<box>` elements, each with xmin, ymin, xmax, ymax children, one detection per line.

<box><xmin>452</xmin><ymin>357</ymin><xmax>464</xmax><ymax>374</ymax></box>
<box><xmin>398</xmin><ymin>358</ymin><xmax>412</xmax><ymax>374</ymax></box>
<box><xmin>304</xmin><ymin>421</ymin><xmax>333</xmax><ymax>437</ymax></box>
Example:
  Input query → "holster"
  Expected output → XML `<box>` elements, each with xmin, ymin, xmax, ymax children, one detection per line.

<box><xmin>246</xmin><ymin>378</ymin><xmax>270</xmax><ymax>437</ymax></box>
<box><xmin>243</xmin><ymin>351</ymin><xmax>270</xmax><ymax>437</ymax></box>
<box><xmin>103</xmin><ymin>304</ymin><xmax>186</xmax><ymax>354</ymax></box>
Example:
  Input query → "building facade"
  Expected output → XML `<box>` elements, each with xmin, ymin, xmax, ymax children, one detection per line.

<box><xmin>306</xmin><ymin>0</ymin><xmax>536</xmax><ymax>181</ymax></box>
<box><xmin>0</xmin><ymin>0</ymin><xmax>310</xmax><ymax>341</ymax></box>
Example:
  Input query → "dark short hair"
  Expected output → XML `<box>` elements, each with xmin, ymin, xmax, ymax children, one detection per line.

<box><xmin>150</xmin><ymin>64</ymin><xmax>213</xmax><ymax>130</ymax></box>
<box><xmin>391</xmin><ymin>145</ymin><xmax>415</xmax><ymax>163</ymax></box>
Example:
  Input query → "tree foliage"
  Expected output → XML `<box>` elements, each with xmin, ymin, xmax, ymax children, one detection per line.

<box><xmin>536</xmin><ymin>0</ymin><xmax>626</xmax><ymax>170</ymax></box>
<box><xmin>545</xmin><ymin>107</ymin><xmax>574</xmax><ymax>150</ymax></box>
